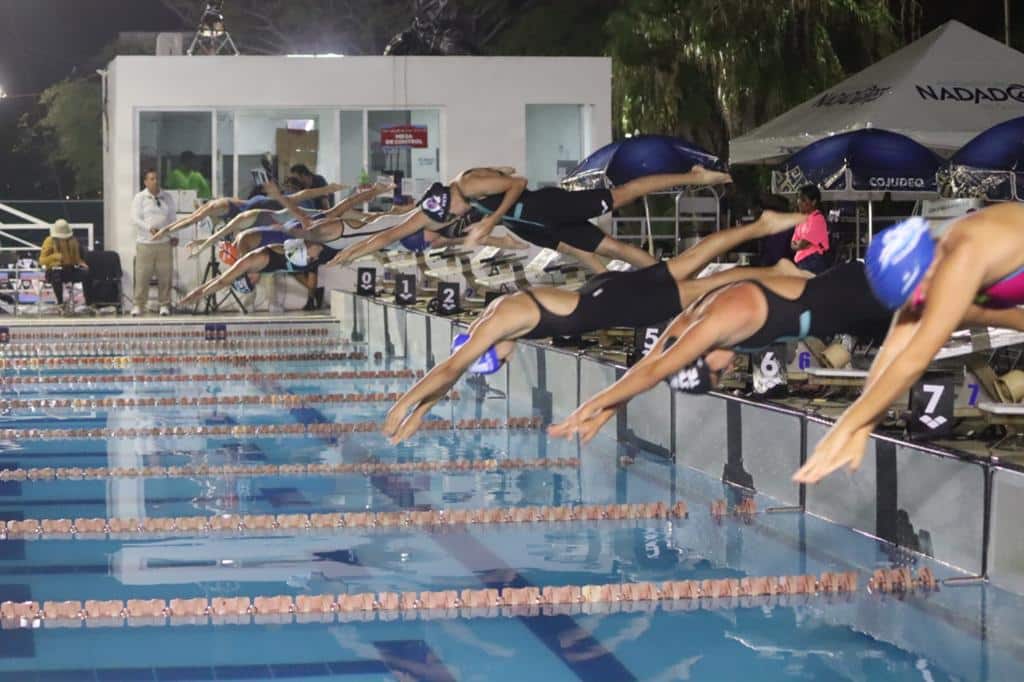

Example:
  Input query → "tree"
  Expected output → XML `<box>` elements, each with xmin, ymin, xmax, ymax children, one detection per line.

<box><xmin>21</xmin><ymin>78</ymin><xmax>103</xmax><ymax>197</ymax></box>
<box><xmin>606</xmin><ymin>0</ymin><xmax>921</xmax><ymax>157</ymax></box>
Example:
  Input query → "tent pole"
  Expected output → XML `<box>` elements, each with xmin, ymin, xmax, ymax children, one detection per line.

<box><xmin>855</xmin><ymin>207</ymin><xmax>861</xmax><ymax>259</ymax></box>
<box><xmin>643</xmin><ymin>195</ymin><xmax>655</xmax><ymax>256</ymax></box>
<box><xmin>1006</xmin><ymin>0</ymin><xmax>1012</xmax><ymax>46</ymax></box>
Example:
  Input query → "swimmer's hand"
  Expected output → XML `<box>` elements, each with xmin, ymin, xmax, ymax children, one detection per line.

<box><xmin>462</xmin><ymin>219</ymin><xmax>496</xmax><ymax>248</ymax></box>
<box><xmin>382</xmin><ymin>400</ymin><xmax>435</xmax><ymax>445</ymax></box>
<box><xmin>548</xmin><ymin>403</ymin><xmax>616</xmax><ymax>444</ymax></box>
<box><xmin>324</xmin><ymin>251</ymin><xmax>351</xmax><ymax>268</ymax></box>
<box><xmin>264</xmin><ymin>180</ymin><xmax>282</xmax><ymax>197</ymax></box>
<box><xmin>792</xmin><ymin>424</ymin><xmax>872</xmax><ymax>484</ymax></box>
<box><xmin>185</xmin><ymin>239</ymin><xmax>209</xmax><ymax>259</ymax></box>
<box><xmin>178</xmin><ymin>287</ymin><xmax>206</xmax><ymax>307</ymax></box>
<box><xmin>372</xmin><ymin>180</ymin><xmax>396</xmax><ymax>195</ymax></box>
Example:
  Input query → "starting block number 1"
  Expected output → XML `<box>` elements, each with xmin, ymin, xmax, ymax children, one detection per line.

<box><xmin>394</xmin><ymin>274</ymin><xmax>416</xmax><ymax>306</ymax></box>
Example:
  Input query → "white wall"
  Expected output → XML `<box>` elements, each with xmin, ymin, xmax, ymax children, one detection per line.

<box><xmin>104</xmin><ymin>55</ymin><xmax>612</xmax><ymax>302</ymax></box>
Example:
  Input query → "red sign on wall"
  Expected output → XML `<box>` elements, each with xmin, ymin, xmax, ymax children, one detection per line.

<box><xmin>380</xmin><ymin>125</ymin><xmax>428</xmax><ymax>148</ymax></box>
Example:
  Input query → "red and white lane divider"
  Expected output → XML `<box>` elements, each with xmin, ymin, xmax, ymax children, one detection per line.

<box><xmin>0</xmin><ymin>351</ymin><xmax>366</xmax><ymax>370</ymax></box>
<box><xmin>0</xmin><ymin>390</ymin><xmax>460</xmax><ymax>412</ymax></box>
<box><xmin>0</xmin><ymin>338</ymin><xmax>339</xmax><ymax>358</ymax></box>
<box><xmin>1</xmin><ymin>501</ymin><xmax>689</xmax><ymax>541</ymax></box>
<box><xmin>0</xmin><ymin>456</ymin><xmax>579</xmax><ymax>482</ymax></box>
<box><xmin>0</xmin><ymin>416</ymin><xmax>541</xmax><ymax>441</ymax></box>
<box><xmin>0</xmin><ymin>368</ymin><xmax>423</xmax><ymax>386</ymax></box>
<box><xmin>7</xmin><ymin>328</ymin><xmax>331</xmax><ymax>341</ymax></box>
<box><xmin>0</xmin><ymin>569</ymin><xmax>878</xmax><ymax>630</ymax></box>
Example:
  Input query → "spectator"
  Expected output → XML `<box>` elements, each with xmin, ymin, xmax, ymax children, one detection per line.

<box><xmin>289</xmin><ymin>164</ymin><xmax>332</xmax><ymax>211</ymax></box>
<box><xmin>131</xmin><ymin>169</ymin><xmax>177</xmax><ymax>316</ymax></box>
<box><xmin>167</xmin><ymin>151</ymin><xmax>212</xmax><ymax>199</ymax></box>
<box><xmin>39</xmin><ymin>219</ymin><xmax>89</xmax><ymax>310</ymax></box>
<box><xmin>791</xmin><ymin>185</ymin><xmax>830</xmax><ymax>274</ymax></box>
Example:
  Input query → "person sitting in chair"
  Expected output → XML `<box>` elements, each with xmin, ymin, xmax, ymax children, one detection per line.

<box><xmin>39</xmin><ymin>219</ymin><xmax>89</xmax><ymax>311</ymax></box>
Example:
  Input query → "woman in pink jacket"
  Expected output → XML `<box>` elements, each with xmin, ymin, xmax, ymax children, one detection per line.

<box><xmin>791</xmin><ymin>185</ymin><xmax>830</xmax><ymax>274</ymax></box>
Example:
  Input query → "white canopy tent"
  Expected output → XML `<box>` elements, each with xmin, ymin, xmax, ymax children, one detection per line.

<box><xmin>729</xmin><ymin>21</ymin><xmax>1024</xmax><ymax>165</ymax></box>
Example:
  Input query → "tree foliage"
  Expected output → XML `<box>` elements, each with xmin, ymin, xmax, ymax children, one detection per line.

<box><xmin>24</xmin><ymin>79</ymin><xmax>103</xmax><ymax>196</ymax></box>
<box><xmin>607</xmin><ymin>0</ymin><xmax>921</xmax><ymax>156</ymax></box>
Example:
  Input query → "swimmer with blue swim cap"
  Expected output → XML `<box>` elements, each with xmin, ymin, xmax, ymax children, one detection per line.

<box><xmin>798</xmin><ymin>203</ymin><xmax>1024</xmax><ymax>485</ymax></box>
<box><xmin>864</xmin><ymin>216</ymin><xmax>936</xmax><ymax>310</ymax></box>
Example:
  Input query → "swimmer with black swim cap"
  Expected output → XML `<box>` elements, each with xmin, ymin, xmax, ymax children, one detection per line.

<box><xmin>382</xmin><ymin>210</ymin><xmax>808</xmax><ymax>443</ymax></box>
<box><xmin>324</xmin><ymin>165</ymin><xmax>732</xmax><ymax>273</ymax></box>
<box><xmin>796</xmin><ymin>203</ymin><xmax>1024</xmax><ymax>484</ymax></box>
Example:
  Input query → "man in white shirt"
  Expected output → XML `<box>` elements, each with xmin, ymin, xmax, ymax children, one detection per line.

<box><xmin>131</xmin><ymin>169</ymin><xmax>177</xmax><ymax>316</ymax></box>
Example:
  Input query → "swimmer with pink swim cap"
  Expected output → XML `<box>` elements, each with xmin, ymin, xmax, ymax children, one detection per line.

<box><xmin>797</xmin><ymin>203</ymin><xmax>1024</xmax><ymax>485</ymax></box>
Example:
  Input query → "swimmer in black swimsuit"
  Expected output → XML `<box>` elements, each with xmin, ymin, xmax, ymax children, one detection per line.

<box><xmin>382</xmin><ymin>210</ymin><xmax>809</xmax><ymax>443</ymax></box>
<box><xmin>549</xmin><ymin>261</ymin><xmax>967</xmax><ymax>444</ymax></box>
<box><xmin>178</xmin><ymin>239</ymin><xmax>332</xmax><ymax>307</ymax></box>
<box><xmin>325</xmin><ymin>165</ymin><xmax>733</xmax><ymax>273</ymax></box>
<box><xmin>153</xmin><ymin>178</ymin><xmax>345</xmax><ymax>240</ymax></box>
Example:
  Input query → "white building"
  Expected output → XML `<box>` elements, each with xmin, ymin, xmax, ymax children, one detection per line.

<box><xmin>102</xmin><ymin>55</ymin><xmax>612</xmax><ymax>304</ymax></box>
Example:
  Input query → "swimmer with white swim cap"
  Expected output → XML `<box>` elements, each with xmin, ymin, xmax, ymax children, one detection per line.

<box><xmin>796</xmin><ymin>203</ymin><xmax>1024</xmax><ymax>484</ymax></box>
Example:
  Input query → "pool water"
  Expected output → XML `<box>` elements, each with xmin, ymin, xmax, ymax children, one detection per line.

<box><xmin>1</xmin><ymin>322</ymin><xmax>1023</xmax><ymax>681</ymax></box>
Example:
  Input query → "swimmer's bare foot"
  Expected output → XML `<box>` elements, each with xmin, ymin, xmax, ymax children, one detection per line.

<box><xmin>771</xmin><ymin>258</ymin><xmax>814</xmax><ymax>279</ymax></box>
<box><xmin>688</xmin><ymin>164</ymin><xmax>733</xmax><ymax>186</ymax></box>
<box><xmin>494</xmin><ymin>235</ymin><xmax>530</xmax><ymax>251</ymax></box>
<box><xmin>756</xmin><ymin>210</ymin><xmax>807</xmax><ymax>236</ymax></box>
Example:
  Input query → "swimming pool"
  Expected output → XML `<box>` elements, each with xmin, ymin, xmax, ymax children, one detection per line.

<box><xmin>1</xmin><ymin>317</ymin><xmax>1023</xmax><ymax>681</ymax></box>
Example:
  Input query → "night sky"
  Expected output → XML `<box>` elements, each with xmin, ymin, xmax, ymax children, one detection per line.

<box><xmin>0</xmin><ymin>0</ymin><xmax>1017</xmax><ymax>196</ymax></box>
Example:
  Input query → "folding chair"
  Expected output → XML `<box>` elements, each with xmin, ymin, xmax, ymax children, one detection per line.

<box><xmin>83</xmin><ymin>251</ymin><xmax>126</xmax><ymax>314</ymax></box>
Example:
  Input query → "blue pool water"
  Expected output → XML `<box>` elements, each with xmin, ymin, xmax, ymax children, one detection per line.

<box><xmin>1</xmin><ymin>323</ymin><xmax>1023</xmax><ymax>681</ymax></box>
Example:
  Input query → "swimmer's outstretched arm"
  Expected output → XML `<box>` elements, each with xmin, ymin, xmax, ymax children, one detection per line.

<box><xmin>186</xmin><ymin>209</ymin><xmax>267</xmax><ymax>258</ymax></box>
<box><xmin>154</xmin><ymin>198</ymin><xmax>233</xmax><ymax>239</ymax></box>
<box><xmin>383</xmin><ymin>295</ymin><xmax>532</xmax><ymax>443</ymax></box>
<box><xmin>285</xmin><ymin>182</ymin><xmax>347</xmax><ymax>205</ymax></box>
<box><xmin>666</xmin><ymin>210</ymin><xmax>808</xmax><ymax>281</ymax></box>
<box><xmin>324</xmin><ymin>209</ymin><xmax>433</xmax><ymax>267</ymax></box>
<box><xmin>178</xmin><ymin>249</ymin><xmax>272</xmax><ymax>306</ymax></box>
<box><xmin>317</xmin><ymin>182</ymin><xmax>396</xmax><ymax>227</ymax></box>
<box><xmin>549</xmin><ymin>309</ymin><xmax>718</xmax><ymax>443</ymax></box>
<box><xmin>794</xmin><ymin>246</ymin><xmax>984</xmax><ymax>485</ymax></box>
<box><xmin>457</xmin><ymin>172</ymin><xmax>528</xmax><ymax>246</ymax></box>
<box><xmin>265</xmin><ymin>181</ymin><xmax>314</xmax><ymax>229</ymax></box>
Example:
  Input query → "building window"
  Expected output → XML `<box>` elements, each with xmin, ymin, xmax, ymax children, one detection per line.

<box><xmin>138</xmin><ymin>112</ymin><xmax>213</xmax><ymax>205</ymax></box>
<box><xmin>525</xmin><ymin>104</ymin><xmax>583</xmax><ymax>188</ymax></box>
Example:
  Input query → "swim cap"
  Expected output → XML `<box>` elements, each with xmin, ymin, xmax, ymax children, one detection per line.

<box><xmin>232</xmin><ymin>275</ymin><xmax>254</xmax><ymax>294</ymax></box>
<box><xmin>217</xmin><ymin>241</ymin><xmax>239</xmax><ymax>266</ymax></box>
<box><xmin>866</xmin><ymin>217</ymin><xmax>936</xmax><ymax>310</ymax></box>
<box><xmin>665</xmin><ymin>356</ymin><xmax>713</xmax><ymax>394</ymax></box>
<box><xmin>450</xmin><ymin>333</ymin><xmax>502</xmax><ymax>374</ymax></box>
<box><xmin>284</xmin><ymin>239</ymin><xmax>309</xmax><ymax>267</ymax></box>
<box><xmin>400</xmin><ymin>230</ymin><xmax>430</xmax><ymax>252</ymax></box>
<box><xmin>417</xmin><ymin>182</ymin><xmax>452</xmax><ymax>223</ymax></box>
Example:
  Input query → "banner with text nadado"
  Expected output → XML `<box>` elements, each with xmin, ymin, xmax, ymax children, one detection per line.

<box><xmin>729</xmin><ymin>21</ymin><xmax>1024</xmax><ymax>164</ymax></box>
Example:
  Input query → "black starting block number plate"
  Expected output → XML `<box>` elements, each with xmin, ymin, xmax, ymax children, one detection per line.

<box><xmin>356</xmin><ymin>268</ymin><xmax>376</xmax><ymax>297</ymax></box>
<box><xmin>436</xmin><ymin>282</ymin><xmax>461</xmax><ymax>316</ymax></box>
<box><xmin>395</xmin><ymin>274</ymin><xmax>416</xmax><ymax>306</ymax></box>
